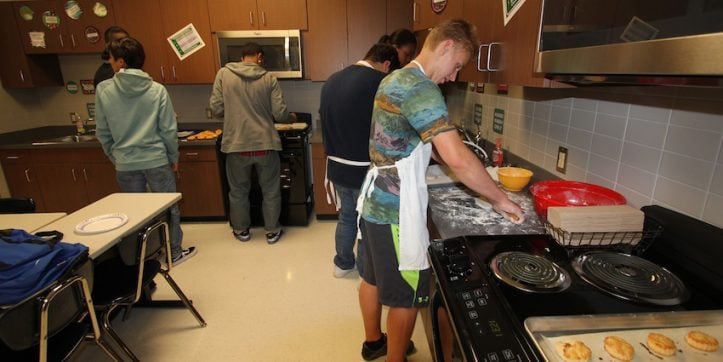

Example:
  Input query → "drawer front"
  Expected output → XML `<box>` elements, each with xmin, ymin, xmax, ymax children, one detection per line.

<box><xmin>179</xmin><ymin>147</ymin><xmax>217</xmax><ymax>162</ymax></box>
<box><xmin>0</xmin><ymin>149</ymin><xmax>31</xmax><ymax>164</ymax></box>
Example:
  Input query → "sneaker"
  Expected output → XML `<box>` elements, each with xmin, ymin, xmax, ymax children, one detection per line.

<box><xmin>172</xmin><ymin>247</ymin><xmax>197</xmax><ymax>266</ymax></box>
<box><xmin>233</xmin><ymin>229</ymin><xmax>251</xmax><ymax>242</ymax></box>
<box><xmin>361</xmin><ymin>333</ymin><xmax>416</xmax><ymax>361</ymax></box>
<box><xmin>266</xmin><ymin>229</ymin><xmax>283</xmax><ymax>244</ymax></box>
<box><xmin>334</xmin><ymin>265</ymin><xmax>356</xmax><ymax>278</ymax></box>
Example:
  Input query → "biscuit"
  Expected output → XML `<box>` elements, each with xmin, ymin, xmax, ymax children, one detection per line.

<box><xmin>647</xmin><ymin>332</ymin><xmax>676</xmax><ymax>356</ymax></box>
<box><xmin>555</xmin><ymin>340</ymin><xmax>592</xmax><ymax>362</ymax></box>
<box><xmin>604</xmin><ymin>336</ymin><xmax>635</xmax><ymax>361</ymax></box>
<box><xmin>685</xmin><ymin>330</ymin><xmax>719</xmax><ymax>352</ymax></box>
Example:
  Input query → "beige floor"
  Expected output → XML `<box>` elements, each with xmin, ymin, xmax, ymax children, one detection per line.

<box><xmin>72</xmin><ymin>219</ymin><xmax>433</xmax><ymax>361</ymax></box>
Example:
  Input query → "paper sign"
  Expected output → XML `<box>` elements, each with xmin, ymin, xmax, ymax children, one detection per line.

<box><xmin>80</xmin><ymin>79</ymin><xmax>95</xmax><ymax>94</ymax></box>
<box><xmin>502</xmin><ymin>0</ymin><xmax>526</xmax><ymax>26</ymax></box>
<box><xmin>167</xmin><ymin>23</ymin><xmax>206</xmax><ymax>61</ymax></box>
<box><xmin>86</xmin><ymin>103</ymin><xmax>95</xmax><ymax>119</ymax></box>
<box><xmin>493</xmin><ymin>108</ymin><xmax>505</xmax><ymax>134</ymax></box>
<box><xmin>29</xmin><ymin>32</ymin><xmax>46</xmax><ymax>48</ymax></box>
<box><xmin>66</xmin><ymin>81</ymin><xmax>79</xmax><ymax>94</ymax></box>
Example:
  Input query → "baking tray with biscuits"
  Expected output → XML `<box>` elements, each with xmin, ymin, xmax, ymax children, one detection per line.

<box><xmin>525</xmin><ymin>310</ymin><xmax>722</xmax><ymax>361</ymax></box>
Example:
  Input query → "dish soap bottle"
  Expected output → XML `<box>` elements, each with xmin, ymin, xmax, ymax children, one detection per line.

<box><xmin>492</xmin><ymin>138</ymin><xmax>504</xmax><ymax>167</ymax></box>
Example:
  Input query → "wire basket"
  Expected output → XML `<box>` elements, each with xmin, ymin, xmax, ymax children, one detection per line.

<box><xmin>545</xmin><ymin>222</ymin><xmax>663</xmax><ymax>255</ymax></box>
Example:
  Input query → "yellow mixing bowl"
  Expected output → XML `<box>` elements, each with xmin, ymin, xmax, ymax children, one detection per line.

<box><xmin>497</xmin><ymin>167</ymin><xmax>534</xmax><ymax>191</ymax></box>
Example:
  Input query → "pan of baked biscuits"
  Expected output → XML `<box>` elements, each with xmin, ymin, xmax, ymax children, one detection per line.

<box><xmin>525</xmin><ymin>310</ymin><xmax>722</xmax><ymax>361</ymax></box>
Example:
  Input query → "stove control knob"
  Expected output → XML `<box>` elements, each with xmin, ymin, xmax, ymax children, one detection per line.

<box><xmin>449</xmin><ymin>255</ymin><xmax>472</xmax><ymax>278</ymax></box>
<box><xmin>443</xmin><ymin>239</ymin><xmax>464</xmax><ymax>256</ymax></box>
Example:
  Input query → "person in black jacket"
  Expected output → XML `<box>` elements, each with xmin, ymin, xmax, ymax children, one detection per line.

<box><xmin>320</xmin><ymin>44</ymin><xmax>400</xmax><ymax>279</ymax></box>
<box><xmin>93</xmin><ymin>26</ymin><xmax>129</xmax><ymax>88</ymax></box>
<box><xmin>378</xmin><ymin>28</ymin><xmax>417</xmax><ymax>66</ymax></box>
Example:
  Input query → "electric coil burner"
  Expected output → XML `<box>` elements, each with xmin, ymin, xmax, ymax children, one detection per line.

<box><xmin>572</xmin><ymin>251</ymin><xmax>689</xmax><ymax>306</ymax></box>
<box><xmin>490</xmin><ymin>252</ymin><xmax>570</xmax><ymax>293</ymax></box>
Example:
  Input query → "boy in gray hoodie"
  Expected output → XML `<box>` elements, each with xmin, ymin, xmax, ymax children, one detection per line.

<box><xmin>210</xmin><ymin>42</ymin><xmax>295</xmax><ymax>244</ymax></box>
<box><xmin>95</xmin><ymin>37</ymin><xmax>196</xmax><ymax>265</ymax></box>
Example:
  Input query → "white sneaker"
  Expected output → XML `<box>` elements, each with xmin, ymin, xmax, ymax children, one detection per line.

<box><xmin>333</xmin><ymin>265</ymin><xmax>356</xmax><ymax>278</ymax></box>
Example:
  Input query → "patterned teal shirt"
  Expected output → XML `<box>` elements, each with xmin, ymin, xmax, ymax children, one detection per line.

<box><xmin>361</xmin><ymin>67</ymin><xmax>455</xmax><ymax>224</ymax></box>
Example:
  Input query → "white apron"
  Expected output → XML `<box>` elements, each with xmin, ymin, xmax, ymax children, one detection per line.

<box><xmin>324</xmin><ymin>156</ymin><xmax>371</xmax><ymax>210</ymax></box>
<box><xmin>356</xmin><ymin>142</ymin><xmax>433</xmax><ymax>270</ymax></box>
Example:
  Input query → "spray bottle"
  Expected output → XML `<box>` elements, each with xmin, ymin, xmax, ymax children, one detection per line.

<box><xmin>492</xmin><ymin>138</ymin><xmax>504</xmax><ymax>167</ymax></box>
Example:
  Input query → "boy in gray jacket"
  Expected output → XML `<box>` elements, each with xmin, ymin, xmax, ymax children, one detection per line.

<box><xmin>210</xmin><ymin>42</ymin><xmax>295</xmax><ymax>244</ymax></box>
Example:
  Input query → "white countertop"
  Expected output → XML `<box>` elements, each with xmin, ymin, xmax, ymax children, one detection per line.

<box><xmin>37</xmin><ymin>193</ymin><xmax>181</xmax><ymax>258</ymax></box>
<box><xmin>0</xmin><ymin>212</ymin><xmax>67</xmax><ymax>232</ymax></box>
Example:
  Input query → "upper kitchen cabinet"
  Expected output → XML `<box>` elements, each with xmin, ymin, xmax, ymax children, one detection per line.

<box><xmin>12</xmin><ymin>0</ymin><xmax>117</xmax><ymax>54</ymax></box>
<box><xmin>0</xmin><ymin>2</ymin><xmax>63</xmax><ymax>88</ymax></box>
<box><xmin>114</xmin><ymin>0</ymin><xmax>216</xmax><ymax>84</ymax></box>
<box><xmin>304</xmin><ymin>0</ymin><xmax>412</xmax><ymax>81</ymax></box>
<box><xmin>208</xmin><ymin>0</ymin><xmax>308</xmax><ymax>31</ymax></box>
<box><xmin>412</xmin><ymin>0</ymin><xmax>463</xmax><ymax>31</ymax></box>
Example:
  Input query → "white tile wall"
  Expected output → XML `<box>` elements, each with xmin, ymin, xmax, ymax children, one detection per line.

<box><xmin>455</xmin><ymin>85</ymin><xmax>723</xmax><ymax>228</ymax></box>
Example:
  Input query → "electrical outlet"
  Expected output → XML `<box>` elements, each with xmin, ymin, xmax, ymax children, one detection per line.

<box><xmin>556</xmin><ymin>146</ymin><xmax>568</xmax><ymax>174</ymax></box>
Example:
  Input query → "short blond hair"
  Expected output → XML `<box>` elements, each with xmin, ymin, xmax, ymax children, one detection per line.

<box><xmin>423</xmin><ymin>19</ymin><xmax>478</xmax><ymax>56</ymax></box>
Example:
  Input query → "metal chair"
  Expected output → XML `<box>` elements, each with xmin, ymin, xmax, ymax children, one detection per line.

<box><xmin>92</xmin><ymin>218</ymin><xmax>206</xmax><ymax>361</ymax></box>
<box><xmin>0</xmin><ymin>259</ymin><xmax>122</xmax><ymax>362</ymax></box>
<box><xmin>0</xmin><ymin>197</ymin><xmax>36</xmax><ymax>214</ymax></box>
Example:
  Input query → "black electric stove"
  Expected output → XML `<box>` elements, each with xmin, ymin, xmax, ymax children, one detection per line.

<box><xmin>427</xmin><ymin>205</ymin><xmax>723</xmax><ymax>361</ymax></box>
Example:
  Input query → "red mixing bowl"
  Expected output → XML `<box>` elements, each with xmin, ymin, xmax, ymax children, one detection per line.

<box><xmin>528</xmin><ymin>180</ymin><xmax>626</xmax><ymax>220</ymax></box>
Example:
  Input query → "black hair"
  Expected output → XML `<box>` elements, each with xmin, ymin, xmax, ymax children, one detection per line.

<box><xmin>378</xmin><ymin>28</ymin><xmax>416</xmax><ymax>48</ymax></box>
<box><xmin>103</xmin><ymin>26</ymin><xmax>129</xmax><ymax>43</ymax></box>
<box><xmin>241</xmin><ymin>42</ymin><xmax>264</xmax><ymax>57</ymax></box>
<box><xmin>108</xmin><ymin>37</ymin><xmax>145</xmax><ymax>69</ymax></box>
<box><xmin>364</xmin><ymin>43</ymin><xmax>401</xmax><ymax>71</ymax></box>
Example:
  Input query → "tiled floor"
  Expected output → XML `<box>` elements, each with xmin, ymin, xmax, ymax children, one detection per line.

<box><xmin>72</xmin><ymin>219</ymin><xmax>433</xmax><ymax>361</ymax></box>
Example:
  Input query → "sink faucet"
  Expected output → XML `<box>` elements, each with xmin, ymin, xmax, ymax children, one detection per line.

<box><xmin>456</xmin><ymin>126</ymin><xmax>489</xmax><ymax>165</ymax></box>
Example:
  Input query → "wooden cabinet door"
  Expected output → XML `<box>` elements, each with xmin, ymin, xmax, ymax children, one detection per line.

<box><xmin>113</xmin><ymin>0</ymin><xmax>168</xmax><ymax>82</ymax></box>
<box><xmin>0</xmin><ymin>3</ymin><xmax>33</xmax><ymax>88</ymax></box>
<box><xmin>176</xmin><ymin>162</ymin><xmax>225</xmax><ymax>217</ymax></box>
<box><xmin>33</xmin><ymin>163</ymin><xmax>88</xmax><ymax>212</ymax></box>
<box><xmin>458</xmin><ymin>0</ymin><xmax>496</xmax><ymax>83</ymax></box>
<box><xmin>256</xmin><ymin>0</ymin><xmax>308</xmax><ymax>30</ymax></box>
<box><xmin>208</xmin><ymin>0</ymin><xmax>258</xmax><ymax>31</ymax></box>
<box><xmin>304</xmin><ymin>0</ymin><xmax>347</xmax><ymax>81</ymax></box>
<box><xmin>413</xmin><ymin>0</ymin><xmax>463</xmax><ymax>31</ymax></box>
<box><xmin>347</xmin><ymin>0</ymin><xmax>386</xmax><ymax>64</ymax></box>
<box><xmin>13</xmin><ymin>1</ymin><xmax>67</xmax><ymax>53</ymax></box>
<box><xmin>82</xmin><ymin>161</ymin><xmax>120</xmax><ymax>204</ymax></box>
<box><xmin>61</xmin><ymin>0</ymin><xmax>117</xmax><ymax>53</ymax></box>
<box><xmin>158</xmin><ymin>0</ymin><xmax>216</xmax><ymax>84</ymax></box>
<box><xmin>311</xmin><ymin>143</ymin><xmax>337</xmax><ymax>217</ymax></box>
<box><xmin>1</xmin><ymin>163</ymin><xmax>47</xmax><ymax>212</ymax></box>
<box><xmin>387</xmin><ymin>0</ymin><xmax>413</xmax><ymax>35</ymax></box>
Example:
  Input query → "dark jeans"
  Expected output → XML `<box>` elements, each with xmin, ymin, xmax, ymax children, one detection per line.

<box><xmin>333</xmin><ymin>184</ymin><xmax>363</xmax><ymax>273</ymax></box>
<box><xmin>115</xmin><ymin>164</ymin><xmax>184</xmax><ymax>258</ymax></box>
<box><xmin>225</xmin><ymin>152</ymin><xmax>281</xmax><ymax>233</ymax></box>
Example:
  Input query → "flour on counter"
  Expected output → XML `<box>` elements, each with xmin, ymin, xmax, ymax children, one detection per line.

<box><xmin>428</xmin><ymin>183</ymin><xmax>545</xmax><ymax>239</ymax></box>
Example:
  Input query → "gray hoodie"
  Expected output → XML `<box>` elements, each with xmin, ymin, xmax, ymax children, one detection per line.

<box><xmin>209</xmin><ymin>62</ymin><xmax>292</xmax><ymax>153</ymax></box>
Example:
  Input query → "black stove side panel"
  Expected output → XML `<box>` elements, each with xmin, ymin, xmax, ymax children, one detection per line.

<box><xmin>641</xmin><ymin>205</ymin><xmax>723</xmax><ymax>306</ymax></box>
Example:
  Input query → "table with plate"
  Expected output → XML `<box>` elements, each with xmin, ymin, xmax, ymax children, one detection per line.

<box><xmin>0</xmin><ymin>212</ymin><xmax>67</xmax><ymax>233</ymax></box>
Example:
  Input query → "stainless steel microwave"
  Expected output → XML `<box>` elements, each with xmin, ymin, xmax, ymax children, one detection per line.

<box><xmin>214</xmin><ymin>30</ymin><xmax>302</xmax><ymax>79</ymax></box>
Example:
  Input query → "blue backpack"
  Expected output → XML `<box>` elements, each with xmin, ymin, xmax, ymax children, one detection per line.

<box><xmin>0</xmin><ymin>229</ymin><xmax>89</xmax><ymax>305</ymax></box>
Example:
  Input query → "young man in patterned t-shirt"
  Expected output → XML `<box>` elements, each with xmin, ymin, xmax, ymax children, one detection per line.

<box><xmin>356</xmin><ymin>19</ymin><xmax>525</xmax><ymax>362</ymax></box>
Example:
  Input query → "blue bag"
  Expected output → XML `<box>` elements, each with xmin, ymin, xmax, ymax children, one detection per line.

<box><xmin>0</xmin><ymin>229</ymin><xmax>89</xmax><ymax>305</ymax></box>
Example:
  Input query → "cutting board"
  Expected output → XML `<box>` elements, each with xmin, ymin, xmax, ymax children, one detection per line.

<box><xmin>547</xmin><ymin>205</ymin><xmax>644</xmax><ymax>233</ymax></box>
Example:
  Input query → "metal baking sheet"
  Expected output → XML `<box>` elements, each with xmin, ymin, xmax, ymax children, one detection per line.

<box><xmin>525</xmin><ymin>310</ymin><xmax>723</xmax><ymax>361</ymax></box>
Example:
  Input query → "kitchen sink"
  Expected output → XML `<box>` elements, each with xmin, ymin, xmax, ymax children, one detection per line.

<box><xmin>31</xmin><ymin>134</ymin><xmax>98</xmax><ymax>145</ymax></box>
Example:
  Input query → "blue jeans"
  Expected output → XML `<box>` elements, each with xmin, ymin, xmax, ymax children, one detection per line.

<box><xmin>225</xmin><ymin>152</ymin><xmax>281</xmax><ymax>233</ymax></box>
<box><xmin>115</xmin><ymin>164</ymin><xmax>184</xmax><ymax>258</ymax></box>
<box><xmin>333</xmin><ymin>184</ymin><xmax>363</xmax><ymax>273</ymax></box>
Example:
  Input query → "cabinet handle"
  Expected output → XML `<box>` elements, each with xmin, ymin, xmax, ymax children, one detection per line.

<box><xmin>82</xmin><ymin>168</ymin><xmax>88</xmax><ymax>181</ymax></box>
<box><xmin>261</xmin><ymin>11</ymin><xmax>266</xmax><ymax>26</ymax></box>
<box><xmin>477</xmin><ymin>44</ymin><xmax>488</xmax><ymax>71</ymax></box>
<box><xmin>160</xmin><ymin>66</ymin><xmax>165</xmax><ymax>80</ymax></box>
<box><xmin>59</xmin><ymin>34</ymin><xmax>64</xmax><ymax>47</ymax></box>
<box><xmin>413</xmin><ymin>2</ymin><xmax>417</xmax><ymax>22</ymax></box>
<box><xmin>24</xmin><ymin>169</ymin><xmax>31</xmax><ymax>183</ymax></box>
<box><xmin>249</xmin><ymin>11</ymin><xmax>254</xmax><ymax>25</ymax></box>
<box><xmin>185</xmin><ymin>152</ymin><xmax>199</xmax><ymax>156</ymax></box>
<box><xmin>70</xmin><ymin>34</ymin><xmax>76</xmax><ymax>47</ymax></box>
<box><xmin>6</xmin><ymin>156</ymin><xmax>20</xmax><ymax>160</ymax></box>
<box><xmin>172</xmin><ymin>66</ymin><xmax>177</xmax><ymax>80</ymax></box>
<box><xmin>71</xmin><ymin>168</ymin><xmax>77</xmax><ymax>182</ymax></box>
<box><xmin>19</xmin><ymin>70</ymin><xmax>25</xmax><ymax>82</ymax></box>
<box><xmin>487</xmin><ymin>42</ymin><xmax>501</xmax><ymax>71</ymax></box>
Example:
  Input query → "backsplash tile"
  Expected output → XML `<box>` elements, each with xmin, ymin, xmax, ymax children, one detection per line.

<box><xmin>653</xmin><ymin>177</ymin><xmax>707</xmax><ymax>217</ymax></box>
<box><xmin>664</xmin><ymin>125</ymin><xmax>720</xmax><ymax>162</ymax></box>
<box><xmin>625</xmin><ymin>118</ymin><xmax>668</xmax><ymax>148</ymax></box>
<box><xmin>570</xmin><ymin>109</ymin><xmax>596</xmax><ymax>131</ymax></box>
<box><xmin>658</xmin><ymin>152</ymin><xmax>713</xmax><ymax>190</ymax></box>
<box><xmin>590</xmin><ymin>134</ymin><xmax>622</xmax><ymax>160</ymax></box>
<box><xmin>621</xmin><ymin>142</ymin><xmax>662</xmax><ymax>173</ymax></box>
<box><xmin>594</xmin><ymin>113</ymin><xmax>626</xmax><ymax>139</ymax></box>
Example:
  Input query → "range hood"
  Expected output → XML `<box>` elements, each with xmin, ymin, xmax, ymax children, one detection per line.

<box><xmin>538</xmin><ymin>0</ymin><xmax>723</xmax><ymax>87</ymax></box>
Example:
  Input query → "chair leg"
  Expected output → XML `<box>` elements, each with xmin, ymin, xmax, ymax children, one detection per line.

<box><xmin>160</xmin><ymin>270</ymin><xmax>207</xmax><ymax>327</ymax></box>
<box><xmin>101</xmin><ymin>305</ymin><xmax>141</xmax><ymax>362</ymax></box>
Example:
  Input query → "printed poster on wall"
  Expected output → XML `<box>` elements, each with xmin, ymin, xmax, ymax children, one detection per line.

<box><xmin>167</xmin><ymin>23</ymin><xmax>205</xmax><ymax>61</ymax></box>
<box><xmin>502</xmin><ymin>0</ymin><xmax>527</xmax><ymax>26</ymax></box>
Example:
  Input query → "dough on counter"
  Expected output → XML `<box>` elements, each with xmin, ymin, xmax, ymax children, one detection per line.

<box><xmin>555</xmin><ymin>340</ymin><xmax>592</xmax><ymax>362</ymax></box>
<box><xmin>603</xmin><ymin>336</ymin><xmax>635</xmax><ymax>361</ymax></box>
<box><xmin>685</xmin><ymin>330</ymin><xmax>719</xmax><ymax>352</ymax></box>
<box><xmin>647</xmin><ymin>332</ymin><xmax>676</xmax><ymax>356</ymax></box>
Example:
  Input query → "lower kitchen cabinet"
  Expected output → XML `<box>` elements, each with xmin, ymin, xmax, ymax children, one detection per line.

<box><xmin>176</xmin><ymin>146</ymin><xmax>225</xmax><ymax>218</ymax></box>
<box><xmin>0</xmin><ymin>149</ymin><xmax>45</xmax><ymax>211</ymax></box>
<box><xmin>311</xmin><ymin>143</ymin><xmax>338</xmax><ymax>218</ymax></box>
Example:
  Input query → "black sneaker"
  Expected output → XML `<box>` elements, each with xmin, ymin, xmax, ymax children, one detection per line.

<box><xmin>233</xmin><ymin>229</ymin><xmax>251</xmax><ymax>242</ymax></box>
<box><xmin>172</xmin><ymin>247</ymin><xmax>197</xmax><ymax>266</ymax></box>
<box><xmin>266</xmin><ymin>229</ymin><xmax>283</xmax><ymax>244</ymax></box>
<box><xmin>361</xmin><ymin>333</ymin><xmax>416</xmax><ymax>361</ymax></box>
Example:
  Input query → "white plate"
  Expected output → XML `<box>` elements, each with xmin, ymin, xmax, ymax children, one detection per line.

<box><xmin>74</xmin><ymin>213</ymin><xmax>129</xmax><ymax>235</ymax></box>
